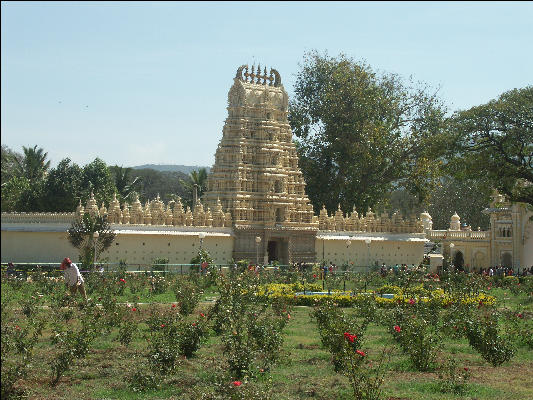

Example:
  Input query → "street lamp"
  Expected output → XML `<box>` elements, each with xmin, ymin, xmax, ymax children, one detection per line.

<box><xmin>346</xmin><ymin>238</ymin><xmax>351</xmax><ymax>265</ymax></box>
<box><xmin>93</xmin><ymin>231</ymin><xmax>100</xmax><ymax>268</ymax></box>
<box><xmin>364</xmin><ymin>238</ymin><xmax>371</xmax><ymax>267</ymax></box>
<box><xmin>198</xmin><ymin>232</ymin><xmax>206</xmax><ymax>250</ymax></box>
<box><xmin>255</xmin><ymin>236</ymin><xmax>262</xmax><ymax>266</ymax></box>
<box><xmin>449</xmin><ymin>242</ymin><xmax>455</xmax><ymax>266</ymax></box>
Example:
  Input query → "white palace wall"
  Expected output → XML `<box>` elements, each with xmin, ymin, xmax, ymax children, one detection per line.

<box><xmin>1</xmin><ymin>216</ymin><xmax>425</xmax><ymax>267</ymax></box>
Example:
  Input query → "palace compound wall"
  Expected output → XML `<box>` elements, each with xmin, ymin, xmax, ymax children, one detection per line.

<box><xmin>3</xmin><ymin>65</ymin><xmax>529</xmax><ymax>269</ymax></box>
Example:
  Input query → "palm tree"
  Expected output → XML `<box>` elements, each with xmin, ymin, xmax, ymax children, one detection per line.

<box><xmin>111</xmin><ymin>165</ymin><xmax>142</xmax><ymax>202</ymax></box>
<box><xmin>180</xmin><ymin>168</ymin><xmax>208</xmax><ymax>208</ymax></box>
<box><xmin>15</xmin><ymin>145</ymin><xmax>51</xmax><ymax>182</ymax></box>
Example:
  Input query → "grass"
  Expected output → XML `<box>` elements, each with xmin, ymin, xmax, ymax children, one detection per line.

<box><xmin>3</xmin><ymin>273</ymin><xmax>533</xmax><ymax>400</ymax></box>
<box><xmin>4</xmin><ymin>303</ymin><xmax>532</xmax><ymax>400</ymax></box>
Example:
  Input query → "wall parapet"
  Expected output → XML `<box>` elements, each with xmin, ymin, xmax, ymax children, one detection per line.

<box><xmin>427</xmin><ymin>230</ymin><xmax>489</xmax><ymax>240</ymax></box>
<box><xmin>1</xmin><ymin>212</ymin><xmax>76</xmax><ymax>224</ymax></box>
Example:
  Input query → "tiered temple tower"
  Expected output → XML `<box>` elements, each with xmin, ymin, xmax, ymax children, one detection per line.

<box><xmin>204</xmin><ymin>65</ymin><xmax>318</xmax><ymax>263</ymax></box>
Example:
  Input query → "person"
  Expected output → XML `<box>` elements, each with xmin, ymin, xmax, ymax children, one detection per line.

<box><xmin>6</xmin><ymin>262</ymin><xmax>16</xmax><ymax>277</ymax></box>
<box><xmin>60</xmin><ymin>257</ymin><xmax>87</xmax><ymax>303</ymax></box>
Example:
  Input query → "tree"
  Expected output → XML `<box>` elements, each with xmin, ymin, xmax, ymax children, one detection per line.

<box><xmin>109</xmin><ymin>165</ymin><xmax>142</xmax><ymax>203</ymax></box>
<box><xmin>450</xmin><ymin>86</ymin><xmax>533</xmax><ymax>206</ymax></box>
<box><xmin>1</xmin><ymin>145</ymin><xmax>22</xmax><ymax>184</ymax></box>
<box><xmin>289</xmin><ymin>51</ymin><xmax>448</xmax><ymax>215</ymax></box>
<box><xmin>180</xmin><ymin>168</ymin><xmax>208</xmax><ymax>208</ymax></box>
<box><xmin>427</xmin><ymin>177</ymin><xmax>491</xmax><ymax>230</ymax></box>
<box><xmin>81</xmin><ymin>158</ymin><xmax>116</xmax><ymax>207</ymax></box>
<box><xmin>67</xmin><ymin>213</ymin><xmax>116</xmax><ymax>268</ymax></box>
<box><xmin>1</xmin><ymin>176</ymin><xmax>30</xmax><ymax>212</ymax></box>
<box><xmin>14</xmin><ymin>145</ymin><xmax>51</xmax><ymax>182</ymax></box>
<box><xmin>43</xmin><ymin>158</ymin><xmax>83</xmax><ymax>212</ymax></box>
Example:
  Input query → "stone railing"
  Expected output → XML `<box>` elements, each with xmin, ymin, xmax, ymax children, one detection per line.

<box><xmin>427</xmin><ymin>230</ymin><xmax>489</xmax><ymax>240</ymax></box>
<box><xmin>1</xmin><ymin>212</ymin><xmax>76</xmax><ymax>224</ymax></box>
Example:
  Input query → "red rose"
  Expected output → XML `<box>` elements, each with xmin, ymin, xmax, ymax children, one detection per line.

<box><xmin>464</xmin><ymin>367</ymin><xmax>469</xmax><ymax>371</ymax></box>
<box><xmin>409</xmin><ymin>298</ymin><xmax>415</xmax><ymax>305</ymax></box>
<box><xmin>119</xmin><ymin>278</ymin><xmax>126</xmax><ymax>283</ymax></box>
<box><xmin>393</xmin><ymin>325</ymin><xmax>401</xmax><ymax>333</ymax></box>
<box><xmin>313</xmin><ymin>274</ymin><xmax>317</xmax><ymax>278</ymax></box>
<box><xmin>232</xmin><ymin>381</ymin><xmax>242</xmax><ymax>387</ymax></box>
<box><xmin>192</xmin><ymin>323</ymin><xmax>197</xmax><ymax>326</ymax></box>
<box><xmin>200</xmin><ymin>313</ymin><xmax>205</xmax><ymax>317</ymax></box>
<box><xmin>132</xmin><ymin>307</ymin><xmax>137</xmax><ymax>312</ymax></box>
<box><xmin>171</xmin><ymin>304</ymin><xmax>176</xmax><ymax>308</ymax></box>
<box><xmin>356</xmin><ymin>350</ymin><xmax>366</xmax><ymax>357</ymax></box>
<box><xmin>517</xmin><ymin>313</ymin><xmax>524</xmax><ymax>319</ymax></box>
<box><xmin>161</xmin><ymin>324</ymin><xmax>165</xmax><ymax>328</ymax></box>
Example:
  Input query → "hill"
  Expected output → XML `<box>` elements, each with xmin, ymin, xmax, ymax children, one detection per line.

<box><xmin>131</xmin><ymin>164</ymin><xmax>211</xmax><ymax>175</ymax></box>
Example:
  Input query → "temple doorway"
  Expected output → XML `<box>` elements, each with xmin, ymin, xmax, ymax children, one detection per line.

<box><xmin>453</xmin><ymin>251</ymin><xmax>464</xmax><ymax>270</ymax></box>
<box><xmin>268</xmin><ymin>240</ymin><xmax>279</xmax><ymax>263</ymax></box>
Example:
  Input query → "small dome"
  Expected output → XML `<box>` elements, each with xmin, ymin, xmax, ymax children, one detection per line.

<box><xmin>451</xmin><ymin>212</ymin><xmax>460</xmax><ymax>221</ymax></box>
<box><xmin>420</xmin><ymin>211</ymin><xmax>432</xmax><ymax>220</ymax></box>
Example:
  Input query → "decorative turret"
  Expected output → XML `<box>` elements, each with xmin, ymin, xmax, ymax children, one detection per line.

<box><xmin>85</xmin><ymin>192</ymin><xmax>99</xmax><ymax>217</ymax></box>
<box><xmin>76</xmin><ymin>199</ymin><xmax>85</xmax><ymax>218</ymax></box>
<box><xmin>450</xmin><ymin>212</ymin><xmax>461</xmax><ymax>231</ymax></box>
<box><xmin>121</xmin><ymin>204</ymin><xmax>130</xmax><ymax>224</ymax></box>
<box><xmin>143</xmin><ymin>201</ymin><xmax>152</xmax><ymax>225</ymax></box>
<box><xmin>130</xmin><ymin>194</ymin><xmax>143</xmax><ymax>224</ymax></box>
<box><xmin>420</xmin><ymin>211</ymin><xmax>433</xmax><ymax>232</ymax></box>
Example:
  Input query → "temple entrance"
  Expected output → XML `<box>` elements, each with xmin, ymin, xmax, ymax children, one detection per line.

<box><xmin>268</xmin><ymin>240</ymin><xmax>278</xmax><ymax>263</ymax></box>
<box><xmin>453</xmin><ymin>251</ymin><xmax>464</xmax><ymax>270</ymax></box>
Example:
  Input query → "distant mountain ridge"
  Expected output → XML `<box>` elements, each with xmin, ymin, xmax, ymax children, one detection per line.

<box><xmin>131</xmin><ymin>164</ymin><xmax>211</xmax><ymax>174</ymax></box>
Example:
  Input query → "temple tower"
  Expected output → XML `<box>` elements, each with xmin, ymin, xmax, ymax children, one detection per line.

<box><xmin>204</xmin><ymin>65</ymin><xmax>318</xmax><ymax>264</ymax></box>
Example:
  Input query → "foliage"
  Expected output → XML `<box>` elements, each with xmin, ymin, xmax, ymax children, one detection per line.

<box><xmin>449</xmin><ymin>86</ymin><xmax>533</xmax><ymax>206</ymax></box>
<box><xmin>172</xmin><ymin>277</ymin><xmax>202</xmax><ymax>315</ymax></box>
<box><xmin>67</xmin><ymin>213</ymin><xmax>116</xmax><ymax>268</ymax></box>
<box><xmin>386</xmin><ymin>303</ymin><xmax>442</xmax><ymax>371</ymax></box>
<box><xmin>464</xmin><ymin>308</ymin><xmax>515</xmax><ymax>366</ymax></box>
<box><xmin>42</xmin><ymin>158</ymin><xmax>83</xmax><ymax>212</ymax></box>
<box><xmin>180</xmin><ymin>168</ymin><xmax>208</xmax><ymax>209</ymax></box>
<box><xmin>109</xmin><ymin>165</ymin><xmax>142</xmax><ymax>203</ymax></box>
<box><xmin>80</xmin><ymin>158</ymin><xmax>116</xmax><ymax>207</ymax></box>
<box><xmin>212</xmin><ymin>272</ymin><xmax>289</xmax><ymax>379</ymax></box>
<box><xmin>437</xmin><ymin>357</ymin><xmax>471</xmax><ymax>395</ymax></box>
<box><xmin>289</xmin><ymin>50</ymin><xmax>448</xmax><ymax>214</ymax></box>
<box><xmin>13</xmin><ymin>145</ymin><xmax>51</xmax><ymax>182</ymax></box>
<box><xmin>1</xmin><ymin>144</ymin><xmax>22</xmax><ymax>184</ymax></box>
<box><xmin>1</xmin><ymin>176</ymin><xmax>30</xmax><ymax>212</ymax></box>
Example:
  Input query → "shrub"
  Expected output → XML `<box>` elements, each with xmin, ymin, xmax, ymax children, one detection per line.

<box><xmin>437</xmin><ymin>358</ymin><xmax>471</xmax><ymax>395</ymax></box>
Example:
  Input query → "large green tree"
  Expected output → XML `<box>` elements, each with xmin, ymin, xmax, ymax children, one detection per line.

<box><xmin>81</xmin><ymin>158</ymin><xmax>116</xmax><ymax>207</ymax></box>
<box><xmin>43</xmin><ymin>158</ymin><xmax>84</xmax><ymax>212</ymax></box>
<box><xmin>1</xmin><ymin>145</ymin><xmax>22</xmax><ymax>184</ymax></box>
<box><xmin>289</xmin><ymin>51</ymin><xmax>448</xmax><ymax>215</ymax></box>
<box><xmin>449</xmin><ymin>86</ymin><xmax>533</xmax><ymax>206</ymax></box>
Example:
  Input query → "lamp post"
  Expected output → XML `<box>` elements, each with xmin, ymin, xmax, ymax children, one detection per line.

<box><xmin>346</xmin><ymin>238</ymin><xmax>351</xmax><ymax>265</ymax></box>
<box><xmin>93</xmin><ymin>231</ymin><xmax>100</xmax><ymax>268</ymax></box>
<box><xmin>364</xmin><ymin>238</ymin><xmax>371</xmax><ymax>267</ymax></box>
<box><xmin>198</xmin><ymin>232</ymin><xmax>206</xmax><ymax>250</ymax></box>
<box><xmin>255</xmin><ymin>236</ymin><xmax>261</xmax><ymax>266</ymax></box>
<box><xmin>449</xmin><ymin>242</ymin><xmax>455</xmax><ymax>268</ymax></box>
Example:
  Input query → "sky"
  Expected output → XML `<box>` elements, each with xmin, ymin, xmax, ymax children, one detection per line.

<box><xmin>2</xmin><ymin>1</ymin><xmax>532</xmax><ymax>169</ymax></box>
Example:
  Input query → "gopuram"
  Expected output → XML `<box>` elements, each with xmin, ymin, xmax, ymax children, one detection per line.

<box><xmin>203</xmin><ymin>65</ymin><xmax>318</xmax><ymax>264</ymax></box>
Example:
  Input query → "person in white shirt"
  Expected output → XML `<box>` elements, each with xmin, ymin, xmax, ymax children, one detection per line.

<box><xmin>60</xmin><ymin>257</ymin><xmax>87</xmax><ymax>302</ymax></box>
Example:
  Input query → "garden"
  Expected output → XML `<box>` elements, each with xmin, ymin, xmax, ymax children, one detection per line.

<box><xmin>2</xmin><ymin>259</ymin><xmax>532</xmax><ymax>400</ymax></box>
